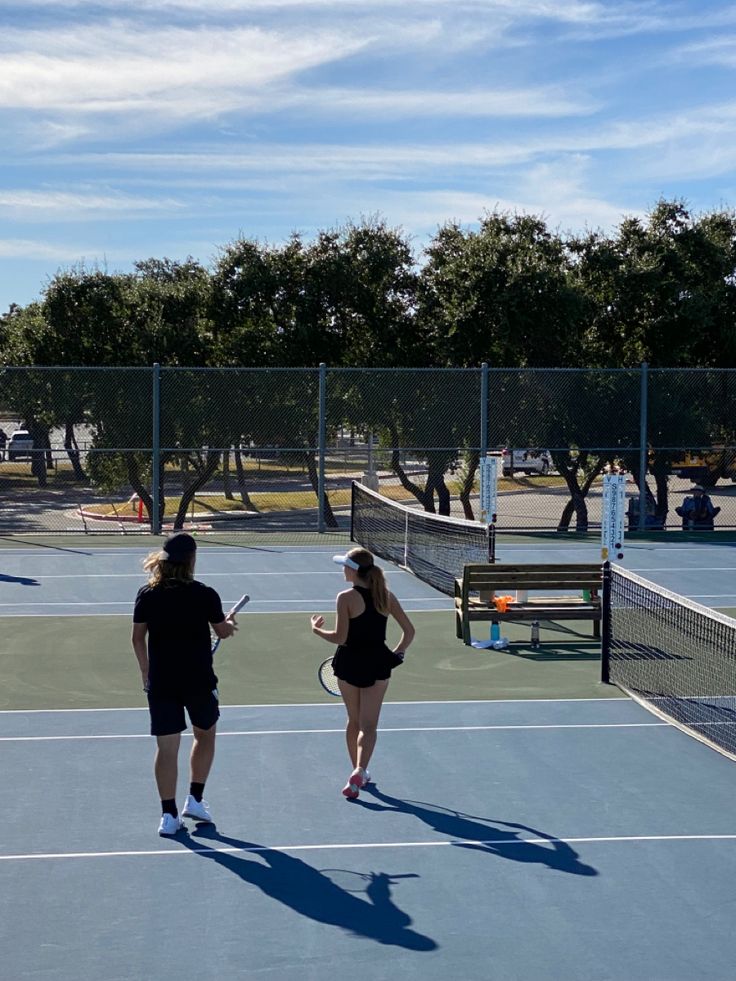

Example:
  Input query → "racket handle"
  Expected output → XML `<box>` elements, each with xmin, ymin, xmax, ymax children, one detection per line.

<box><xmin>227</xmin><ymin>594</ymin><xmax>250</xmax><ymax>617</ymax></box>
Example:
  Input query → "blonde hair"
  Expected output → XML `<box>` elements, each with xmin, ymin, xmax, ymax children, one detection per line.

<box><xmin>348</xmin><ymin>547</ymin><xmax>389</xmax><ymax>616</ymax></box>
<box><xmin>142</xmin><ymin>550</ymin><xmax>195</xmax><ymax>588</ymax></box>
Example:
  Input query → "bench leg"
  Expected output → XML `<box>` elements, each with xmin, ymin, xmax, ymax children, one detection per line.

<box><xmin>455</xmin><ymin>608</ymin><xmax>463</xmax><ymax>640</ymax></box>
<box><xmin>462</xmin><ymin>616</ymin><xmax>471</xmax><ymax>646</ymax></box>
<box><xmin>593</xmin><ymin>619</ymin><xmax>600</xmax><ymax>639</ymax></box>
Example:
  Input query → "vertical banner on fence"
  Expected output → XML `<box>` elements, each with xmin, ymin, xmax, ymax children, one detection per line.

<box><xmin>480</xmin><ymin>453</ymin><xmax>499</xmax><ymax>525</ymax></box>
<box><xmin>601</xmin><ymin>473</ymin><xmax>627</xmax><ymax>562</ymax></box>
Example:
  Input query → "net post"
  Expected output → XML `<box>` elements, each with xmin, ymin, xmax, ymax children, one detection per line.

<box><xmin>151</xmin><ymin>362</ymin><xmax>161</xmax><ymax>535</ymax></box>
<box><xmin>350</xmin><ymin>480</ymin><xmax>356</xmax><ymax>543</ymax></box>
<box><xmin>317</xmin><ymin>362</ymin><xmax>327</xmax><ymax>534</ymax></box>
<box><xmin>489</xmin><ymin>521</ymin><xmax>496</xmax><ymax>564</ymax></box>
<box><xmin>403</xmin><ymin>509</ymin><xmax>409</xmax><ymax>569</ymax></box>
<box><xmin>480</xmin><ymin>362</ymin><xmax>489</xmax><ymax>459</ymax></box>
<box><xmin>601</xmin><ymin>560</ymin><xmax>612</xmax><ymax>683</ymax></box>
<box><xmin>638</xmin><ymin>362</ymin><xmax>648</xmax><ymax>532</ymax></box>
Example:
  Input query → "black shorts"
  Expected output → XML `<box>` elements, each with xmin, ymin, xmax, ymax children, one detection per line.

<box><xmin>147</xmin><ymin>689</ymin><xmax>220</xmax><ymax>736</ymax></box>
<box><xmin>332</xmin><ymin>647</ymin><xmax>393</xmax><ymax>689</ymax></box>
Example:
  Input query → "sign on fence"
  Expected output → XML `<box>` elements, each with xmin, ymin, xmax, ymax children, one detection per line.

<box><xmin>480</xmin><ymin>454</ymin><xmax>500</xmax><ymax>524</ymax></box>
<box><xmin>602</xmin><ymin>473</ymin><xmax>627</xmax><ymax>561</ymax></box>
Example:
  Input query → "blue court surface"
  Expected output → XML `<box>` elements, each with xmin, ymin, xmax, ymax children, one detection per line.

<box><xmin>2</xmin><ymin>537</ymin><xmax>736</xmax><ymax>616</ymax></box>
<box><xmin>1</xmin><ymin>536</ymin><xmax>735</xmax><ymax>979</ymax></box>
<box><xmin>1</xmin><ymin>698</ymin><xmax>735</xmax><ymax>981</ymax></box>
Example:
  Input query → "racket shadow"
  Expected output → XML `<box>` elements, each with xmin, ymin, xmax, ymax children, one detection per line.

<box><xmin>356</xmin><ymin>787</ymin><xmax>597</xmax><ymax>877</ymax></box>
<box><xmin>179</xmin><ymin>825</ymin><xmax>438</xmax><ymax>952</ymax></box>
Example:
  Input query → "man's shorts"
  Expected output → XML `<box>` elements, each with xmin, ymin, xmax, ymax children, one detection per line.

<box><xmin>147</xmin><ymin>689</ymin><xmax>220</xmax><ymax>736</ymax></box>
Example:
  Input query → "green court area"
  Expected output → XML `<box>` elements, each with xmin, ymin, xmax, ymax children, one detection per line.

<box><xmin>0</xmin><ymin>610</ymin><xmax>612</xmax><ymax>712</ymax></box>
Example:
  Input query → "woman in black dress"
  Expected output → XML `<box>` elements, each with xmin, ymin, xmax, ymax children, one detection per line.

<box><xmin>311</xmin><ymin>547</ymin><xmax>415</xmax><ymax>799</ymax></box>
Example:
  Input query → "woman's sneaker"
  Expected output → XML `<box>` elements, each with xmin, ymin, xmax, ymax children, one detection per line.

<box><xmin>182</xmin><ymin>795</ymin><xmax>213</xmax><ymax>823</ymax></box>
<box><xmin>342</xmin><ymin>768</ymin><xmax>367</xmax><ymax>800</ymax></box>
<box><xmin>158</xmin><ymin>813</ymin><xmax>184</xmax><ymax>836</ymax></box>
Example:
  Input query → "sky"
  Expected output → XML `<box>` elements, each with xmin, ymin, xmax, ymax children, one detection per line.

<box><xmin>2</xmin><ymin>0</ymin><xmax>736</xmax><ymax>314</ymax></box>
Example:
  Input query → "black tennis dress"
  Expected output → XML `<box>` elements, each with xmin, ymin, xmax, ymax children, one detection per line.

<box><xmin>331</xmin><ymin>586</ymin><xmax>396</xmax><ymax>688</ymax></box>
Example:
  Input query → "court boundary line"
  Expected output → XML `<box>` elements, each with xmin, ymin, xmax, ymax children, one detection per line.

<box><xmin>0</xmin><ymin>696</ymin><xmax>627</xmax><ymax>714</ymax></box>
<box><xmin>3</xmin><ymin>832</ymin><xmax>735</xmax><ymax>862</ymax></box>
<box><xmin>0</xmin><ymin>721</ymin><xmax>668</xmax><ymax>742</ymax></box>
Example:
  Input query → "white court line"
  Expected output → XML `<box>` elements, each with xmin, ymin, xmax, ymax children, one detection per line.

<box><xmin>0</xmin><ymin>722</ymin><xmax>667</xmax><ymax>741</ymax></box>
<box><xmin>0</xmin><ymin>608</ymin><xmax>452</xmax><ymax>618</ymax></box>
<box><xmin>0</xmin><ymin>696</ymin><xmax>627</xmax><ymax>714</ymax></box>
<box><xmin>0</xmin><ymin>572</ymin><xmax>360</xmax><ymax>579</ymax></box>
<box><xmin>0</xmin><ymin>547</ymin><xmax>344</xmax><ymax>558</ymax></box>
<box><xmin>2</xmin><ymin>832</ymin><xmax>735</xmax><ymax>862</ymax></box>
<box><xmin>0</xmin><ymin>597</ymin><xmax>444</xmax><ymax>608</ymax></box>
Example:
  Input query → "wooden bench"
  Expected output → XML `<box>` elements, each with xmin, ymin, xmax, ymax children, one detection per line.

<box><xmin>454</xmin><ymin>563</ymin><xmax>603</xmax><ymax>646</ymax></box>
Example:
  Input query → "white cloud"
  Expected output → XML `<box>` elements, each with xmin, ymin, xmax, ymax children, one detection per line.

<box><xmin>0</xmin><ymin>23</ymin><xmax>369</xmax><ymax>117</ymax></box>
<box><xmin>0</xmin><ymin>189</ymin><xmax>184</xmax><ymax>219</ymax></box>
<box><xmin>672</xmin><ymin>35</ymin><xmax>736</xmax><ymax>69</ymax></box>
<box><xmin>0</xmin><ymin>238</ymin><xmax>103</xmax><ymax>260</ymax></box>
<box><xmin>52</xmin><ymin>94</ymin><xmax>736</xmax><ymax>182</ymax></box>
<box><xmin>289</xmin><ymin>86</ymin><xmax>597</xmax><ymax>118</ymax></box>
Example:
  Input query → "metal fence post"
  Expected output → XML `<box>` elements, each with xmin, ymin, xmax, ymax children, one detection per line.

<box><xmin>152</xmin><ymin>362</ymin><xmax>161</xmax><ymax>535</ymax></box>
<box><xmin>317</xmin><ymin>363</ymin><xmax>327</xmax><ymax>534</ymax></box>
<box><xmin>638</xmin><ymin>362</ymin><xmax>648</xmax><ymax>531</ymax></box>
<box><xmin>600</xmin><ymin>560</ymin><xmax>612</xmax><ymax>683</ymax></box>
<box><xmin>480</xmin><ymin>362</ymin><xmax>489</xmax><ymax>458</ymax></box>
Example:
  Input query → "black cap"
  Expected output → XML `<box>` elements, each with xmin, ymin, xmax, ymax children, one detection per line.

<box><xmin>162</xmin><ymin>532</ymin><xmax>197</xmax><ymax>562</ymax></box>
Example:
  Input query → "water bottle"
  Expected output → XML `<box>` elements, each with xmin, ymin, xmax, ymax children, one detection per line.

<box><xmin>491</xmin><ymin>622</ymin><xmax>500</xmax><ymax>643</ymax></box>
<box><xmin>531</xmin><ymin>621</ymin><xmax>540</xmax><ymax>649</ymax></box>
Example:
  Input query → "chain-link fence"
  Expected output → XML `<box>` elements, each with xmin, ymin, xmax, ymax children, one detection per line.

<box><xmin>1</xmin><ymin>364</ymin><xmax>734</xmax><ymax>535</ymax></box>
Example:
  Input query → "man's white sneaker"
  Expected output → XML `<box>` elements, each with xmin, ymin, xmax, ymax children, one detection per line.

<box><xmin>158</xmin><ymin>813</ymin><xmax>184</xmax><ymax>836</ymax></box>
<box><xmin>182</xmin><ymin>795</ymin><xmax>213</xmax><ymax>823</ymax></box>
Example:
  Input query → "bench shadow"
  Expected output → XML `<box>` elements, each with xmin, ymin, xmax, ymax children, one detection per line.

<box><xmin>356</xmin><ymin>788</ymin><xmax>598</xmax><ymax>877</ymax></box>
<box><xmin>505</xmin><ymin>644</ymin><xmax>601</xmax><ymax>661</ymax></box>
<box><xmin>179</xmin><ymin>825</ymin><xmax>438</xmax><ymax>951</ymax></box>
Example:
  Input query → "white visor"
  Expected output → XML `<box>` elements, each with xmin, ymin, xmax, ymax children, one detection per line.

<box><xmin>333</xmin><ymin>554</ymin><xmax>361</xmax><ymax>570</ymax></box>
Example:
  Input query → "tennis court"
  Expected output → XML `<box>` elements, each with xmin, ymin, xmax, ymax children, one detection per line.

<box><xmin>1</xmin><ymin>524</ymin><xmax>735</xmax><ymax>979</ymax></box>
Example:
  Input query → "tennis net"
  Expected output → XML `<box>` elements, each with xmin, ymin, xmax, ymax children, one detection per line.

<box><xmin>350</xmin><ymin>482</ymin><xmax>493</xmax><ymax>596</ymax></box>
<box><xmin>602</xmin><ymin>564</ymin><xmax>736</xmax><ymax>760</ymax></box>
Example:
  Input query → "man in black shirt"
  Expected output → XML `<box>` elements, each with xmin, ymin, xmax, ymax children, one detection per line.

<box><xmin>132</xmin><ymin>533</ymin><xmax>237</xmax><ymax>836</ymax></box>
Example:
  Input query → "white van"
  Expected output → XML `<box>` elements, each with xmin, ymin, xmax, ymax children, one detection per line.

<box><xmin>7</xmin><ymin>430</ymin><xmax>34</xmax><ymax>461</ymax></box>
<box><xmin>502</xmin><ymin>448</ymin><xmax>552</xmax><ymax>475</ymax></box>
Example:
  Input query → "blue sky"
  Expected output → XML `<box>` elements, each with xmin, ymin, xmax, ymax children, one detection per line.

<box><xmin>2</xmin><ymin>0</ymin><xmax>736</xmax><ymax>314</ymax></box>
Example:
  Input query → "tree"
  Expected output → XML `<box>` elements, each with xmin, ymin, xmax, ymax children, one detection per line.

<box><xmin>418</xmin><ymin>212</ymin><xmax>587</xmax><ymax>368</ymax></box>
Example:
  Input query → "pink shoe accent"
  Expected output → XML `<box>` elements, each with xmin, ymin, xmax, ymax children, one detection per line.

<box><xmin>342</xmin><ymin>769</ymin><xmax>366</xmax><ymax>799</ymax></box>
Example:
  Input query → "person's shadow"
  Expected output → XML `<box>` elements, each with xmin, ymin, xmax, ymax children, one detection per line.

<box><xmin>179</xmin><ymin>825</ymin><xmax>438</xmax><ymax>951</ymax></box>
<box><xmin>356</xmin><ymin>786</ymin><xmax>598</xmax><ymax>877</ymax></box>
<box><xmin>0</xmin><ymin>573</ymin><xmax>40</xmax><ymax>585</ymax></box>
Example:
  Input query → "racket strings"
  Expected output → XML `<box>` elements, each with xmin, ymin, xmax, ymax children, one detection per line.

<box><xmin>318</xmin><ymin>657</ymin><xmax>341</xmax><ymax>696</ymax></box>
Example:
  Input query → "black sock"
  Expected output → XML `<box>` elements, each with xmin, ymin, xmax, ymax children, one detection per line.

<box><xmin>161</xmin><ymin>798</ymin><xmax>178</xmax><ymax>817</ymax></box>
<box><xmin>190</xmin><ymin>782</ymin><xmax>205</xmax><ymax>803</ymax></box>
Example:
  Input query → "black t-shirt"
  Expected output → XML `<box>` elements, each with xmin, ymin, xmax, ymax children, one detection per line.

<box><xmin>133</xmin><ymin>580</ymin><xmax>225</xmax><ymax>697</ymax></box>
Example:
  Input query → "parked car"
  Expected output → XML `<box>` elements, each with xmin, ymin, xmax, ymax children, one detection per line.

<box><xmin>502</xmin><ymin>448</ymin><xmax>552</xmax><ymax>475</ymax></box>
<box><xmin>7</xmin><ymin>430</ymin><xmax>34</xmax><ymax>461</ymax></box>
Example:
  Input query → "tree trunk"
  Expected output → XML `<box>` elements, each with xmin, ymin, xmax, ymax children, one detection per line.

<box><xmin>459</xmin><ymin>451</ymin><xmax>479</xmax><ymax>520</ymax></box>
<box><xmin>222</xmin><ymin>450</ymin><xmax>233</xmax><ymax>500</ymax></box>
<box><xmin>233</xmin><ymin>449</ymin><xmax>259</xmax><ymax>511</ymax></box>
<box><xmin>64</xmin><ymin>421</ymin><xmax>86</xmax><ymax>481</ymax></box>
<box><xmin>26</xmin><ymin>418</ymin><xmax>48</xmax><ymax>487</ymax></box>
<box><xmin>173</xmin><ymin>451</ymin><xmax>222</xmax><ymax>529</ymax></box>
<box><xmin>303</xmin><ymin>449</ymin><xmax>337</xmax><ymax>527</ymax></box>
<box><xmin>553</xmin><ymin>451</ymin><xmax>605</xmax><ymax>532</ymax></box>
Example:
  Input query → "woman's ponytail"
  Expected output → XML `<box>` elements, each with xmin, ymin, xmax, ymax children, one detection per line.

<box><xmin>348</xmin><ymin>547</ymin><xmax>389</xmax><ymax>615</ymax></box>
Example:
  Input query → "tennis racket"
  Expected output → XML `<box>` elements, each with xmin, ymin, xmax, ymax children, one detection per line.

<box><xmin>211</xmin><ymin>594</ymin><xmax>250</xmax><ymax>654</ymax></box>
<box><xmin>318</xmin><ymin>656</ymin><xmax>341</xmax><ymax>697</ymax></box>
